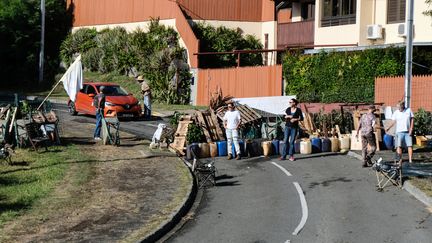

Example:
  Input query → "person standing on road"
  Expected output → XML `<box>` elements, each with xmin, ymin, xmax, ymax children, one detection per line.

<box><xmin>386</xmin><ymin>100</ymin><xmax>414</xmax><ymax>166</ymax></box>
<box><xmin>223</xmin><ymin>102</ymin><xmax>242</xmax><ymax>160</ymax></box>
<box><xmin>137</xmin><ymin>76</ymin><xmax>152</xmax><ymax>119</ymax></box>
<box><xmin>93</xmin><ymin>86</ymin><xmax>106</xmax><ymax>140</ymax></box>
<box><xmin>356</xmin><ymin>105</ymin><xmax>377</xmax><ymax>167</ymax></box>
<box><xmin>280</xmin><ymin>98</ymin><xmax>303</xmax><ymax>161</ymax></box>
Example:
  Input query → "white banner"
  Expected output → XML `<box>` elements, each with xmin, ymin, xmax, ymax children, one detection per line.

<box><xmin>61</xmin><ymin>55</ymin><xmax>83</xmax><ymax>102</ymax></box>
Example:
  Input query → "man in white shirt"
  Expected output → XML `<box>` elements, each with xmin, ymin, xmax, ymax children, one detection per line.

<box><xmin>386</xmin><ymin>101</ymin><xmax>414</xmax><ymax>166</ymax></box>
<box><xmin>223</xmin><ymin>103</ymin><xmax>242</xmax><ymax>160</ymax></box>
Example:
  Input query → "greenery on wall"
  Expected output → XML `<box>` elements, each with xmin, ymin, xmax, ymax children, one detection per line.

<box><xmin>283</xmin><ymin>46</ymin><xmax>432</xmax><ymax>103</ymax></box>
<box><xmin>192</xmin><ymin>22</ymin><xmax>263</xmax><ymax>68</ymax></box>
<box><xmin>60</xmin><ymin>20</ymin><xmax>191</xmax><ymax>104</ymax></box>
<box><xmin>414</xmin><ymin>108</ymin><xmax>432</xmax><ymax>136</ymax></box>
<box><xmin>0</xmin><ymin>0</ymin><xmax>72</xmax><ymax>89</ymax></box>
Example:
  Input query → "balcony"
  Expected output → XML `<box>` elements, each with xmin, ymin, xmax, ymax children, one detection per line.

<box><xmin>277</xmin><ymin>20</ymin><xmax>315</xmax><ymax>48</ymax></box>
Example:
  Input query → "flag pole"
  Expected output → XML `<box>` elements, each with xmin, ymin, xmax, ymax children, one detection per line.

<box><xmin>36</xmin><ymin>79</ymin><xmax>63</xmax><ymax>111</ymax></box>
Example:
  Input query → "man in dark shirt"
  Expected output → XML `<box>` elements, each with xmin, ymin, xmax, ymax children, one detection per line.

<box><xmin>93</xmin><ymin>86</ymin><xmax>106</xmax><ymax>140</ymax></box>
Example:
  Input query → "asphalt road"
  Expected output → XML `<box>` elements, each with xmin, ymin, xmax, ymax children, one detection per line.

<box><xmin>53</xmin><ymin>103</ymin><xmax>432</xmax><ymax>242</ymax></box>
<box><xmin>169</xmin><ymin>154</ymin><xmax>432</xmax><ymax>243</ymax></box>
<box><xmin>53</xmin><ymin>103</ymin><xmax>164</xmax><ymax>140</ymax></box>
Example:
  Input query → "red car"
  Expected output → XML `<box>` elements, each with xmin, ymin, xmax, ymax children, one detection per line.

<box><xmin>68</xmin><ymin>82</ymin><xmax>142</xmax><ymax>118</ymax></box>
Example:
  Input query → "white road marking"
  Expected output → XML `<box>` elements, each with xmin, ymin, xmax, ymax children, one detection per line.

<box><xmin>271</xmin><ymin>162</ymin><xmax>292</xmax><ymax>176</ymax></box>
<box><xmin>292</xmin><ymin>182</ymin><xmax>308</xmax><ymax>235</ymax></box>
<box><xmin>285</xmin><ymin>240</ymin><xmax>291</xmax><ymax>243</ymax></box>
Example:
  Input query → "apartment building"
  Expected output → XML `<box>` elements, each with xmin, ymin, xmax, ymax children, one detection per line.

<box><xmin>277</xmin><ymin>0</ymin><xmax>432</xmax><ymax>48</ymax></box>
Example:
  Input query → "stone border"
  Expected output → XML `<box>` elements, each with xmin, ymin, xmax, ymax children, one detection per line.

<box><xmin>347</xmin><ymin>151</ymin><xmax>432</xmax><ymax>207</ymax></box>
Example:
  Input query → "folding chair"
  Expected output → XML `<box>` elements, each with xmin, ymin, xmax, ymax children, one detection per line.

<box><xmin>24</xmin><ymin>122</ymin><xmax>50</xmax><ymax>152</ymax></box>
<box><xmin>372</xmin><ymin>158</ymin><xmax>402</xmax><ymax>191</ymax></box>
<box><xmin>191</xmin><ymin>149</ymin><xmax>216</xmax><ymax>189</ymax></box>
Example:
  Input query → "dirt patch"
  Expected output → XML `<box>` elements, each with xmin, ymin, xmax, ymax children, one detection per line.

<box><xmin>0</xmin><ymin>120</ymin><xmax>192</xmax><ymax>242</ymax></box>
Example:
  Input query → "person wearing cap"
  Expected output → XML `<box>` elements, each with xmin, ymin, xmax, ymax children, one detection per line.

<box><xmin>223</xmin><ymin>102</ymin><xmax>242</xmax><ymax>160</ymax></box>
<box><xmin>137</xmin><ymin>76</ymin><xmax>152</xmax><ymax>119</ymax></box>
<box><xmin>386</xmin><ymin>100</ymin><xmax>414</xmax><ymax>166</ymax></box>
<box><xmin>93</xmin><ymin>86</ymin><xmax>106</xmax><ymax>140</ymax></box>
<box><xmin>356</xmin><ymin>105</ymin><xmax>377</xmax><ymax>167</ymax></box>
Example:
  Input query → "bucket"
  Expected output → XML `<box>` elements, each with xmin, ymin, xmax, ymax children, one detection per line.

<box><xmin>300</xmin><ymin>140</ymin><xmax>312</xmax><ymax>154</ymax></box>
<box><xmin>383</xmin><ymin>134</ymin><xmax>394</xmax><ymax>150</ymax></box>
<box><xmin>321</xmin><ymin>138</ymin><xmax>331</xmax><ymax>152</ymax></box>
<box><xmin>217</xmin><ymin>141</ymin><xmax>227</xmax><ymax>156</ymax></box>
<box><xmin>209</xmin><ymin>142</ymin><xmax>218</xmax><ymax>157</ymax></box>
<box><xmin>311</xmin><ymin>138</ymin><xmax>322</xmax><ymax>153</ymax></box>
<box><xmin>253</xmin><ymin>140</ymin><xmax>263</xmax><ymax>156</ymax></box>
<box><xmin>232</xmin><ymin>140</ymin><xmax>244</xmax><ymax>156</ymax></box>
<box><xmin>262</xmin><ymin>141</ymin><xmax>272</xmax><ymax>156</ymax></box>
<box><xmin>199</xmin><ymin>143</ymin><xmax>210</xmax><ymax>158</ymax></box>
<box><xmin>186</xmin><ymin>143</ymin><xmax>200</xmax><ymax>160</ymax></box>
<box><xmin>245</xmin><ymin>139</ymin><xmax>254</xmax><ymax>157</ymax></box>
<box><xmin>295</xmin><ymin>140</ymin><xmax>301</xmax><ymax>154</ymax></box>
<box><xmin>272</xmin><ymin>140</ymin><xmax>280</xmax><ymax>155</ymax></box>
<box><xmin>339</xmin><ymin>136</ymin><xmax>350</xmax><ymax>151</ymax></box>
<box><xmin>330</xmin><ymin>137</ymin><xmax>339</xmax><ymax>152</ymax></box>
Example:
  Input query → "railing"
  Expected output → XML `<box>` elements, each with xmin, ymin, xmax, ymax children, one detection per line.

<box><xmin>321</xmin><ymin>14</ymin><xmax>356</xmax><ymax>27</ymax></box>
<box><xmin>277</xmin><ymin>20</ymin><xmax>314</xmax><ymax>47</ymax></box>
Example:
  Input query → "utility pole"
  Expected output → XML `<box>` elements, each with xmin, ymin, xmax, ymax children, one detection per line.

<box><xmin>404</xmin><ymin>0</ymin><xmax>414</xmax><ymax>108</ymax></box>
<box><xmin>38</xmin><ymin>0</ymin><xmax>45</xmax><ymax>84</ymax></box>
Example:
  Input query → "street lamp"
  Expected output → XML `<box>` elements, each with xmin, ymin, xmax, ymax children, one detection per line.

<box><xmin>405</xmin><ymin>0</ymin><xmax>414</xmax><ymax>108</ymax></box>
<box><xmin>39</xmin><ymin>0</ymin><xmax>45</xmax><ymax>84</ymax></box>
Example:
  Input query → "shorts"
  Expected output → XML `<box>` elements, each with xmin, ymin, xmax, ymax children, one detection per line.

<box><xmin>396</xmin><ymin>132</ymin><xmax>413</xmax><ymax>147</ymax></box>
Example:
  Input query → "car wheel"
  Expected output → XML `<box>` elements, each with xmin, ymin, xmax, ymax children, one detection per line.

<box><xmin>68</xmin><ymin>102</ymin><xmax>78</xmax><ymax>116</ymax></box>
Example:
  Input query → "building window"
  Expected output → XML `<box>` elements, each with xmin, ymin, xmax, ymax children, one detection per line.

<box><xmin>321</xmin><ymin>0</ymin><xmax>356</xmax><ymax>27</ymax></box>
<box><xmin>387</xmin><ymin>0</ymin><xmax>406</xmax><ymax>24</ymax></box>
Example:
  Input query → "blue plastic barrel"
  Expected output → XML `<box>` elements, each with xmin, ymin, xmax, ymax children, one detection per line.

<box><xmin>311</xmin><ymin>138</ymin><xmax>322</xmax><ymax>153</ymax></box>
<box><xmin>272</xmin><ymin>140</ymin><xmax>280</xmax><ymax>155</ymax></box>
<box><xmin>186</xmin><ymin>143</ymin><xmax>200</xmax><ymax>160</ymax></box>
<box><xmin>295</xmin><ymin>140</ymin><xmax>301</xmax><ymax>154</ymax></box>
<box><xmin>217</xmin><ymin>141</ymin><xmax>228</xmax><ymax>156</ymax></box>
<box><xmin>384</xmin><ymin>134</ymin><xmax>394</xmax><ymax>150</ymax></box>
<box><xmin>232</xmin><ymin>140</ymin><xmax>245</xmax><ymax>156</ymax></box>
<box><xmin>321</xmin><ymin>138</ymin><xmax>331</xmax><ymax>152</ymax></box>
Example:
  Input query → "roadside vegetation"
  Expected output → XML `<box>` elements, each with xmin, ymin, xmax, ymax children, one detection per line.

<box><xmin>0</xmin><ymin>145</ymin><xmax>93</xmax><ymax>227</ymax></box>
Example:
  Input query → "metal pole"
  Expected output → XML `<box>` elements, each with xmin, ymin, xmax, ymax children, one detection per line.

<box><xmin>404</xmin><ymin>0</ymin><xmax>414</xmax><ymax>108</ymax></box>
<box><xmin>38</xmin><ymin>0</ymin><xmax>45</xmax><ymax>84</ymax></box>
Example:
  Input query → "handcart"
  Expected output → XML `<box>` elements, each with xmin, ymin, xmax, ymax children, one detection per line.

<box><xmin>372</xmin><ymin>158</ymin><xmax>402</xmax><ymax>191</ymax></box>
<box><xmin>102</xmin><ymin>116</ymin><xmax>120</xmax><ymax>146</ymax></box>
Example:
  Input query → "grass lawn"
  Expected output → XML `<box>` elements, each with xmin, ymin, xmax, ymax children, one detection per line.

<box><xmin>0</xmin><ymin>145</ymin><xmax>93</xmax><ymax>227</ymax></box>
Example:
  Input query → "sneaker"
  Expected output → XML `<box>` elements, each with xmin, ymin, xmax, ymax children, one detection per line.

<box><xmin>227</xmin><ymin>154</ymin><xmax>233</xmax><ymax>160</ymax></box>
<box><xmin>289</xmin><ymin>156</ymin><xmax>295</xmax><ymax>161</ymax></box>
<box><xmin>94</xmin><ymin>137</ymin><xmax>102</xmax><ymax>141</ymax></box>
<box><xmin>279</xmin><ymin>157</ymin><xmax>286</xmax><ymax>161</ymax></box>
<box><xmin>236</xmin><ymin>154</ymin><xmax>241</xmax><ymax>160</ymax></box>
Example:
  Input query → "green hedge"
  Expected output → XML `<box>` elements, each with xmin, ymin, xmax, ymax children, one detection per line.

<box><xmin>283</xmin><ymin>46</ymin><xmax>432</xmax><ymax>103</ymax></box>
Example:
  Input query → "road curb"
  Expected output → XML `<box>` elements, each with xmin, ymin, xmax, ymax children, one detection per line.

<box><xmin>347</xmin><ymin>151</ymin><xmax>432</xmax><ymax>207</ymax></box>
<box><xmin>141</xmin><ymin>156</ymin><xmax>197</xmax><ymax>243</ymax></box>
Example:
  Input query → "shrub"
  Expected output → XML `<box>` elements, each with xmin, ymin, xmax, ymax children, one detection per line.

<box><xmin>414</xmin><ymin>108</ymin><xmax>432</xmax><ymax>136</ymax></box>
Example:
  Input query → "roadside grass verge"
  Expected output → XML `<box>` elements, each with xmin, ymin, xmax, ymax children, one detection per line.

<box><xmin>0</xmin><ymin>144</ymin><xmax>92</xmax><ymax>228</ymax></box>
<box><xmin>409</xmin><ymin>177</ymin><xmax>432</xmax><ymax>198</ymax></box>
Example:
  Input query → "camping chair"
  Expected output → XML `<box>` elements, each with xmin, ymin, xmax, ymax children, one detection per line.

<box><xmin>372</xmin><ymin>158</ymin><xmax>402</xmax><ymax>191</ymax></box>
<box><xmin>24</xmin><ymin>122</ymin><xmax>50</xmax><ymax>152</ymax></box>
<box><xmin>191</xmin><ymin>149</ymin><xmax>216</xmax><ymax>189</ymax></box>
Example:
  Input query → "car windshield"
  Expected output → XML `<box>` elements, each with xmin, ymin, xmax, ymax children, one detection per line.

<box><xmin>96</xmin><ymin>85</ymin><xmax>128</xmax><ymax>96</ymax></box>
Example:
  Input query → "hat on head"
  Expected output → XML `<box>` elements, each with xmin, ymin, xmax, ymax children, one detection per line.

<box><xmin>368</xmin><ymin>105</ymin><xmax>376</xmax><ymax>110</ymax></box>
<box><xmin>137</xmin><ymin>75</ymin><xmax>144</xmax><ymax>82</ymax></box>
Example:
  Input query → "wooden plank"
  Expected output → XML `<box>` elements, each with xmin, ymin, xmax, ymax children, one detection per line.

<box><xmin>210</xmin><ymin>109</ymin><xmax>225</xmax><ymax>140</ymax></box>
<box><xmin>335</xmin><ymin>125</ymin><xmax>342</xmax><ymax>138</ymax></box>
<box><xmin>8</xmin><ymin>107</ymin><xmax>18</xmax><ymax>133</ymax></box>
<box><xmin>175</xmin><ymin>120</ymin><xmax>192</xmax><ymax>136</ymax></box>
<box><xmin>196</xmin><ymin>111</ymin><xmax>212</xmax><ymax>142</ymax></box>
<box><xmin>350</xmin><ymin>130</ymin><xmax>362</xmax><ymax>150</ymax></box>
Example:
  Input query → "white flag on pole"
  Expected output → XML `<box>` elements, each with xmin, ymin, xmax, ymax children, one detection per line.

<box><xmin>61</xmin><ymin>55</ymin><xmax>83</xmax><ymax>102</ymax></box>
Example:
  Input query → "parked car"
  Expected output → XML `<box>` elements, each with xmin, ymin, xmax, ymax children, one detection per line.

<box><xmin>68</xmin><ymin>82</ymin><xmax>142</xmax><ymax>118</ymax></box>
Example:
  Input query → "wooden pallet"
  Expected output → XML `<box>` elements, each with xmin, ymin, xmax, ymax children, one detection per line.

<box><xmin>216</xmin><ymin>104</ymin><xmax>261</xmax><ymax>126</ymax></box>
<box><xmin>170</xmin><ymin>116</ymin><xmax>192</xmax><ymax>155</ymax></box>
<box><xmin>195</xmin><ymin>110</ymin><xmax>225</xmax><ymax>142</ymax></box>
